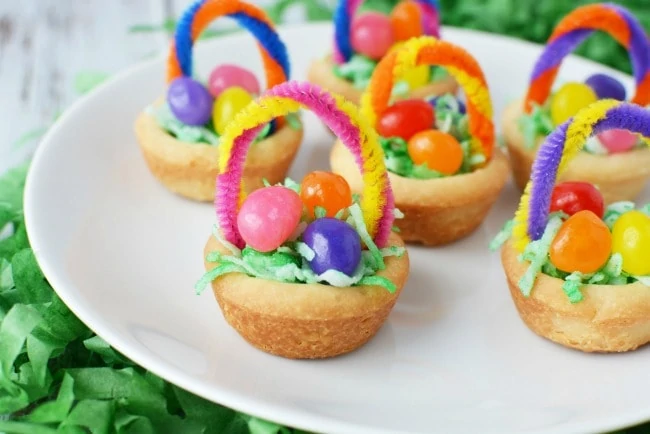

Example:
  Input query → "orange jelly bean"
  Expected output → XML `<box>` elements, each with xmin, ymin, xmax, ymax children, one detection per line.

<box><xmin>300</xmin><ymin>171</ymin><xmax>353</xmax><ymax>218</ymax></box>
<box><xmin>390</xmin><ymin>1</ymin><xmax>423</xmax><ymax>42</ymax></box>
<box><xmin>549</xmin><ymin>210</ymin><xmax>612</xmax><ymax>274</ymax></box>
<box><xmin>407</xmin><ymin>130</ymin><xmax>464</xmax><ymax>175</ymax></box>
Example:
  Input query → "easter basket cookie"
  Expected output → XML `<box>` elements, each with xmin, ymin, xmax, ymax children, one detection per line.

<box><xmin>331</xmin><ymin>37</ymin><xmax>509</xmax><ymax>245</ymax></box>
<box><xmin>135</xmin><ymin>0</ymin><xmax>302</xmax><ymax>202</ymax></box>
<box><xmin>502</xmin><ymin>3</ymin><xmax>650</xmax><ymax>202</ymax></box>
<box><xmin>307</xmin><ymin>0</ymin><xmax>457</xmax><ymax>105</ymax></box>
<box><xmin>196</xmin><ymin>81</ymin><xmax>409</xmax><ymax>359</ymax></box>
<box><xmin>494</xmin><ymin>100</ymin><xmax>650</xmax><ymax>353</ymax></box>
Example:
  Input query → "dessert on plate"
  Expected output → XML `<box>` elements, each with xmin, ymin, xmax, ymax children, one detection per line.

<box><xmin>196</xmin><ymin>81</ymin><xmax>410</xmax><ymax>359</ymax></box>
<box><xmin>502</xmin><ymin>3</ymin><xmax>650</xmax><ymax>203</ymax></box>
<box><xmin>493</xmin><ymin>99</ymin><xmax>650</xmax><ymax>352</ymax></box>
<box><xmin>135</xmin><ymin>0</ymin><xmax>302</xmax><ymax>201</ymax></box>
<box><xmin>331</xmin><ymin>36</ymin><xmax>509</xmax><ymax>245</ymax></box>
<box><xmin>307</xmin><ymin>0</ymin><xmax>457</xmax><ymax>105</ymax></box>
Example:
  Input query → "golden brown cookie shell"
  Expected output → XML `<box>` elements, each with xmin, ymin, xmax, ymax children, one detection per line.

<box><xmin>502</xmin><ymin>99</ymin><xmax>650</xmax><ymax>202</ymax></box>
<box><xmin>134</xmin><ymin>102</ymin><xmax>303</xmax><ymax>202</ymax></box>
<box><xmin>330</xmin><ymin>140</ymin><xmax>510</xmax><ymax>245</ymax></box>
<box><xmin>307</xmin><ymin>55</ymin><xmax>459</xmax><ymax>106</ymax></box>
<box><xmin>203</xmin><ymin>232</ymin><xmax>410</xmax><ymax>359</ymax></box>
<box><xmin>501</xmin><ymin>240</ymin><xmax>650</xmax><ymax>352</ymax></box>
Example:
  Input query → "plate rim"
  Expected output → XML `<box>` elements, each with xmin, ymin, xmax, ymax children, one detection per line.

<box><xmin>23</xmin><ymin>22</ymin><xmax>650</xmax><ymax>434</ymax></box>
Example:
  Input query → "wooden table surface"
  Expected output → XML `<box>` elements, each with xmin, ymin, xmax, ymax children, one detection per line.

<box><xmin>0</xmin><ymin>0</ymin><xmax>318</xmax><ymax>174</ymax></box>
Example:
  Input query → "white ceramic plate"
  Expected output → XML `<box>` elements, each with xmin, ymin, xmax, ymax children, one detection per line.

<box><xmin>24</xmin><ymin>24</ymin><xmax>650</xmax><ymax>434</ymax></box>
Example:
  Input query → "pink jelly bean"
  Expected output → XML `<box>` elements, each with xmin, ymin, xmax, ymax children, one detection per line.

<box><xmin>208</xmin><ymin>64</ymin><xmax>261</xmax><ymax>98</ymax></box>
<box><xmin>351</xmin><ymin>12</ymin><xmax>394</xmax><ymax>60</ymax></box>
<box><xmin>237</xmin><ymin>186</ymin><xmax>303</xmax><ymax>252</ymax></box>
<box><xmin>597</xmin><ymin>129</ymin><xmax>638</xmax><ymax>154</ymax></box>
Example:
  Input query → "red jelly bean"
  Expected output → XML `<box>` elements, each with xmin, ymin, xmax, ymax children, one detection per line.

<box><xmin>377</xmin><ymin>99</ymin><xmax>435</xmax><ymax>141</ymax></box>
<box><xmin>549</xmin><ymin>182</ymin><xmax>604</xmax><ymax>218</ymax></box>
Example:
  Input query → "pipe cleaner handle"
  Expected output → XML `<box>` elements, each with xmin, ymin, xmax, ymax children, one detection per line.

<box><xmin>167</xmin><ymin>0</ymin><xmax>290</xmax><ymax>87</ymax></box>
<box><xmin>215</xmin><ymin>81</ymin><xmax>395</xmax><ymax>248</ymax></box>
<box><xmin>360</xmin><ymin>36</ymin><xmax>495</xmax><ymax>160</ymax></box>
<box><xmin>524</xmin><ymin>3</ymin><xmax>650</xmax><ymax>112</ymax></box>
<box><xmin>512</xmin><ymin>100</ymin><xmax>650</xmax><ymax>250</ymax></box>
<box><xmin>333</xmin><ymin>0</ymin><xmax>441</xmax><ymax>64</ymax></box>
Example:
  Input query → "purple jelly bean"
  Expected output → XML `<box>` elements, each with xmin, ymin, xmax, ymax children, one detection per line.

<box><xmin>302</xmin><ymin>218</ymin><xmax>362</xmax><ymax>276</ymax></box>
<box><xmin>585</xmin><ymin>73</ymin><xmax>627</xmax><ymax>101</ymax></box>
<box><xmin>429</xmin><ymin>96</ymin><xmax>466</xmax><ymax>114</ymax></box>
<box><xmin>166</xmin><ymin>77</ymin><xmax>213</xmax><ymax>126</ymax></box>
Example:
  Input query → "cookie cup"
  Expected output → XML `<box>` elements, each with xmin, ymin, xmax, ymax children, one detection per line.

<box><xmin>135</xmin><ymin>109</ymin><xmax>302</xmax><ymax>201</ymax></box>
<box><xmin>331</xmin><ymin>141</ymin><xmax>510</xmax><ymax>245</ymax></box>
<box><xmin>502</xmin><ymin>240</ymin><xmax>650</xmax><ymax>352</ymax></box>
<box><xmin>503</xmin><ymin>100</ymin><xmax>650</xmax><ymax>202</ymax></box>
<box><xmin>307</xmin><ymin>56</ymin><xmax>458</xmax><ymax>105</ymax></box>
<box><xmin>204</xmin><ymin>232</ymin><xmax>409</xmax><ymax>359</ymax></box>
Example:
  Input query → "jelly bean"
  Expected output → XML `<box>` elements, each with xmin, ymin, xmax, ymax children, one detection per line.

<box><xmin>351</xmin><ymin>12</ymin><xmax>395</xmax><ymax>60</ymax></box>
<box><xmin>208</xmin><ymin>64</ymin><xmax>261</xmax><ymax>98</ymax></box>
<box><xmin>401</xmin><ymin>65</ymin><xmax>430</xmax><ymax>89</ymax></box>
<box><xmin>549</xmin><ymin>182</ymin><xmax>604</xmax><ymax>218</ymax></box>
<box><xmin>167</xmin><ymin>77</ymin><xmax>213</xmax><ymax>126</ymax></box>
<box><xmin>407</xmin><ymin>129</ymin><xmax>464</xmax><ymax>175</ymax></box>
<box><xmin>549</xmin><ymin>210</ymin><xmax>612</xmax><ymax>274</ymax></box>
<box><xmin>213</xmin><ymin>86</ymin><xmax>253</xmax><ymax>135</ymax></box>
<box><xmin>550</xmin><ymin>82</ymin><xmax>598</xmax><ymax>126</ymax></box>
<box><xmin>612</xmin><ymin>210</ymin><xmax>650</xmax><ymax>275</ymax></box>
<box><xmin>302</xmin><ymin>218</ymin><xmax>362</xmax><ymax>276</ymax></box>
<box><xmin>390</xmin><ymin>0</ymin><xmax>422</xmax><ymax>42</ymax></box>
<box><xmin>237</xmin><ymin>186</ymin><xmax>302</xmax><ymax>252</ymax></box>
<box><xmin>429</xmin><ymin>95</ymin><xmax>466</xmax><ymax>114</ymax></box>
<box><xmin>300</xmin><ymin>171</ymin><xmax>352</xmax><ymax>219</ymax></box>
<box><xmin>597</xmin><ymin>129</ymin><xmax>638</xmax><ymax>154</ymax></box>
<box><xmin>585</xmin><ymin>73</ymin><xmax>626</xmax><ymax>101</ymax></box>
<box><xmin>377</xmin><ymin>99</ymin><xmax>435</xmax><ymax>141</ymax></box>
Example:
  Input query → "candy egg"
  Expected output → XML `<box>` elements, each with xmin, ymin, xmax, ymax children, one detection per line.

<box><xmin>237</xmin><ymin>186</ymin><xmax>303</xmax><ymax>252</ymax></box>
<box><xmin>390</xmin><ymin>0</ymin><xmax>422</xmax><ymax>42</ymax></box>
<box><xmin>585</xmin><ymin>73</ymin><xmax>626</xmax><ymax>101</ymax></box>
<box><xmin>351</xmin><ymin>12</ymin><xmax>395</xmax><ymax>60</ymax></box>
<box><xmin>401</xmin><ymin>65</ymin><xmax>430</xmax><ymax>89</ymax></box>
<box><xmin>596</xmin><ymin>129</ymin><xmax>638</xmax><ymax>154</ymax></box>
<box><xmin>549</xmin><ymin>210</ymin><xmax>612</xmax><ymax>274</ymax></box>
<box><xmin>612</xmin><ymin>210</ymin><xmax>650</xmax><ymax>275</ymax></box>
<box><xmin>550</xmin><ymin>82</ymin><xmax>598</xmax><ymax>126</ymax></box>
<box><xmin>213</xmin><ymin>86</ymin><xmax>254</xmax><ymax>135</ymax></box>
<box><xmin>407</xmin><ymin>130</ymin><xmax>464</xmax><ymax>175</ymax></box>
<box><xmin>166</xmin><ymin>77</ymin><xmax>213</xmax><ymax>126</ymax></box>
<box><xmin>377</xmin><ymin>99</ymin><xmax>435</xmax><ymax>141</ymax></box>
<box><xmin>302</xmin><ymin>218</ymin><xmax>362</xmax><ymax>276</ymax></box>
<box><xmin>300</xmin><ymin>171</ymin><xmax>352</xmax><ymax>219</ymax></box>
<box><xmin>549</xmin><ymin>182</ymin><xmax>604</xmax><ymax>218</ymax></box>
<box><xmin>208</xmin><ymin>64</ymin><xmax>260</xmax><ymax>98</ymax></box>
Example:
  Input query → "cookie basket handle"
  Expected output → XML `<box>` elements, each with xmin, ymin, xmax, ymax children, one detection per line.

<box><xmin>215</xmin><ymin>81</ymin><xmax>395</xmax><ymax>248</ymax></box>
<box><xmin>360</xmin><ymin>36</ymin><xmax>495</xmax><ymax>160</ymax></box>
<box><xmin>512</xmin><ymin>100</ymin><xmax>650</xmax><ymax>250</ymax></box>
<box><xmin>167</xmin><ymin>0</ymin><xmax>290</xmax><ymax>88</ymax></box>
<box><xmin>524</xmin><ymin>3</ymin><xmax>650</xmax><ymax>112</ymax></box>
<box><xmin>332</xmin><ymin>0</ymin><xmax>441</xmax><ymax>64</ymax></box>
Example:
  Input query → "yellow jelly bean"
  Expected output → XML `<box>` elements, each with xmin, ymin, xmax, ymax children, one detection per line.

<box><xmin>550</xmin><ymin>82</ymin><xmax>598</xmax><ymax>126</ymax></box>
<box><xmin>213</xmin><ymin>86</ymin><xmax>253</xmax><ymax>135</ymax></box>
<box><xmin>612</xmin><ymin>210</ymin><xmax>650</xmax><ymax>275</ymax></box>
<box><xmin>401</xmin><ymin>64</ymin><xmax>430</xmax><ymax>89</ymax></box>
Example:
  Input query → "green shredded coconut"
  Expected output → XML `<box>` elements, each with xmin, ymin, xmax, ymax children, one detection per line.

<box><xmin>489</xmin><ymin>219</ymin><xmax>514</xmax><ymax>251</ymax></box>
<box><xmin>562</xmin><ymin>272</ymin><xmax>585</xmax><ymax>303</ymax></box>
<box><xmin>604</xmin><ymin>201</ymin><xmax>635</xmax><ymax>228</ymax></box>
<box><xmin>518</xmin><ymin>215</ymin><xmax>564</xmax><ymax>297</ymax></box>
<box><xmin>517</xmin><ymin>103</ymin><xmax>554</xmax><ymax>150</ymax></box>
<box><xmin>148</xmin><ymin>104</ymin><xmax>219</xmax><ymax>145</ymax></box>
<box><xmin>332</xmin><ymin>54</ymin><xmax>376</xmax><ymax>89</ymax></box>
<box><xmin>314</xmin><ymin>206</ymin><xmax>327</xmax><ymax>219</ymax></box>
<box><xmin>285</xmin><ymin>113</ymin><xmax>302</xmax><ymax>130</ymax></box>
